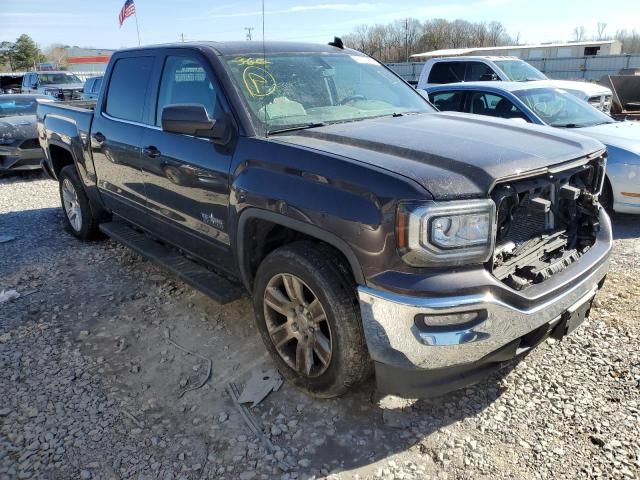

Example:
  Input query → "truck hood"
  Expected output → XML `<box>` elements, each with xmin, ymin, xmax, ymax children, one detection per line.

<box><xmin>0</xmin><ymin>115</ymin><xmax>37</xmax><ymax>142</ymax></box>
<box><xmin>577</xmin><ymin>121</ymin><xmax>640</xmax><ymax>158</ymax></box>
<box><xmin>274</xmin><ymin>112</ymin><xmax>604</xmax><ymax>199</ymax></box>
<box><xmin>40</xmin><ymin>83</ymin><xmax>84</xmax><ymax>90</ymax></box>
<box><xmin>541</xmin><ymin>80</ymin><xmax>612</xmax><ymax>98</ymax></box>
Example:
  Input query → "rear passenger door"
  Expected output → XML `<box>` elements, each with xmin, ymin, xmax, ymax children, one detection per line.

<box><xmin>139</xmin><ymin>50</ymin><xmax>236</xmax><ymax>272</ymax></box>
<box><xmin>91</xmin><ymin>53</ymin><xmax>158</xmax><ymax>219</ymax></box>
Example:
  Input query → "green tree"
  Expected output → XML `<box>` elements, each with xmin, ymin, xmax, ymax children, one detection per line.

<box><xmin>0</xmin><ymin>41</ymin><xmax>14</xmax><ymax>71</ymax></box>
<box><xmin>10</xmin><ymin>34</ymin><xmax>45</xmax><ymax>71</ymax></box>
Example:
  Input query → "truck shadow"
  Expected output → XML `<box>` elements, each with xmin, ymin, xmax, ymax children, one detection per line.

<box><xmin>610</xmin><ymin>213</ymin><xmax>640</xmax><ymax>240</ymax></box>
<box><xmin>260</xmin><ymin>356</ymin><xmax>521</xmax><ymax>476</ymax></box>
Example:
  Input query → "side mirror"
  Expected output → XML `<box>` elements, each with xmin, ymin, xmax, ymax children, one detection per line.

<box><xmin>161</xmin><ymin>104</ymin><xmax>233</xmax><ymax>145</ymax></box>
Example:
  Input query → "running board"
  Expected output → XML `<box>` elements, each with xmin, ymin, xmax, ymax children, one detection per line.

<box><xmin>99</xmin><ymin>221</ymin><xmax>244</xmax><ymax>304</ymax></box>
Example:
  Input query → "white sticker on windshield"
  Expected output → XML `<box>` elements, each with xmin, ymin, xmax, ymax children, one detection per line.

<box><xmin>351</xmin><ymin>55</ymin><xmax>377</xmax><ymax>65</ymax></box>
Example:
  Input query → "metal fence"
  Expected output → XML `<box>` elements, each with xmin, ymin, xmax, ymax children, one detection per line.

<box><xmin>386</xmin><ymin>54</ymin><xmax>640</xmax><ymax>83</ymax></box>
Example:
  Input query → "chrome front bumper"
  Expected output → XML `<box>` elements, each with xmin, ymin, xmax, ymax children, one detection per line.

<box><xmin>358</xmin><ymin>211</ymin><xmax>612</xmax><ymax>374</ymax></box>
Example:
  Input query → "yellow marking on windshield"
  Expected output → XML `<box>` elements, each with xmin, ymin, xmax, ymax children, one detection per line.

<box><xmin>231</xmin><ymin>57</ymin><xmax>271</xmax><ymax>66</ymax></box>
<box><xmin>242</xmin><ymin>66</ymin><xmax>277</xmax><ymax>97</ymax></box>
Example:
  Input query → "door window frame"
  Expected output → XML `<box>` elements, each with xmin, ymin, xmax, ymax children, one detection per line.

<box><xmin>99</xmin><ymin>51</ymin><xmax>160</xmax><ymax>128</ymax></box>
<box><xmin>151</xmin><ymin>49</ymin><xmax>234</xmax><ymax>137</ymax></box>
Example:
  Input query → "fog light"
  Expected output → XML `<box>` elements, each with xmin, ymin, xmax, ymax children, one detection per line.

<box><xmin>415</xmin><ymin>310</ymin><xmax>485</xmax><ymax>328</ymax></box>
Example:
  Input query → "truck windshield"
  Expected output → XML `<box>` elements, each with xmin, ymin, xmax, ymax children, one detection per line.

<box><xmin>38</xmin><ymin>73</ymin><xmax>81</xmax><ymax>85</ymax></box>
<box><xmin>514</xmin><ymin>88</ymin><xmax>614</xmax><ymax>128</ymax></box>
<box><xmin>222</xmin><ymin>53</ymin><xmax>433</xmax><ymax>133</ymax></box>
<box><xmin>494</xmin><ymin>60</ymin><xmax>547</xmax><ymax>82</ymax></box>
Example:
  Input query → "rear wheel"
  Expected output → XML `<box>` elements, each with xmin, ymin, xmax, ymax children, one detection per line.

<box><xmin>253</xmin><ymin>241</ymin><xmax>372</xmax><ymax>398</ymax></box>
<box><xmin>59</xmin><ymin>165</ymin><xmax>101</xmax><ymax>240</ymax></box>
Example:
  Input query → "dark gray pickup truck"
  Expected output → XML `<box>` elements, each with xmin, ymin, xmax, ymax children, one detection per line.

<box><xmin>37</xmin><ymin>41</ymin><xmax>612</xmax><ymax>398</ymax></box>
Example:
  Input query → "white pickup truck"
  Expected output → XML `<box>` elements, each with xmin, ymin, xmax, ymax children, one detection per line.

<box><xmin>416</xmin><ymin>56</ymin><xmax>613</xmax><ymax>113</ymax></box>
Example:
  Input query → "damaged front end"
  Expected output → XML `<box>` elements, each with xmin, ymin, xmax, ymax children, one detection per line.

<box><xmin>491</xmin><ymin>154</ymin><xmax>606</xmax><ymax>290</ymax></box>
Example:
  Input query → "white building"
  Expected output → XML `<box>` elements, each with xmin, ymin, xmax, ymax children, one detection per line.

<box><xmin>412</xmin><ymin>40</ymin><xmax>623</xmax><ymax>60</ymax></box>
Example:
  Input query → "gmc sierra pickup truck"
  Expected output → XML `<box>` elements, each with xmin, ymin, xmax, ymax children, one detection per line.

<box><xmin>37</xmin><ymin>41</ymin><xmax>612</xmax><ymax>398</ymax></box>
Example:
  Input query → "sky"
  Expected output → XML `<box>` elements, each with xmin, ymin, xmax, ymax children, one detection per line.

<box><xmin>1</xmin><ymin>0</ymin><xmax>639</xmax><ymax>52</ymax></box>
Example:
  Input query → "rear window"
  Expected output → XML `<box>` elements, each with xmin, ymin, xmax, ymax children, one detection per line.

<box><xmin>106</xmin><ymin>57</ymin><xmax>154</xmax><ymax>123</ymax></box>
<box><xmin>428</xmin><ymin>62</ymin><xmax>465</xmax><ymax>84</ymax></box>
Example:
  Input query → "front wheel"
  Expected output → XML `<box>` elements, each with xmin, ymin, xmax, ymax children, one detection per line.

<box><xmin>253</xmin><ymin>241</ymin><xmax>372</xmax><ymax>398</ymax></box>
<box><xmin>59</xmin><ymin>165</ymin><xmax>101</xmax><ymax>240</ymax></box>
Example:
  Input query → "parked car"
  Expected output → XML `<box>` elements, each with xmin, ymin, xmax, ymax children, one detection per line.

<box><xmin>426</xmin><ymin>82</ymin><xmax>640</xmax><ymax>214</ymax></box>
<box><xmin>81</xmin><ymin>76</ymin><xmax>103</xmax><ymax>101</ymax></box>
<box><xmin>0</xmin><ymin>74</ymin><xmax>24</xmax><ymax>94</ymax></box>
<box><xmin>417</xmin><ymin>56</ymin><xmax>613</xmax><ymax>113</ymax></box>
<box><xmin>21</xmin><ymin>71</ymin><xmax>84</xmax><ymax>100</ymax></box>
<box><xmin>37</xmin><ymin>41</ymin><xmax>611</xmax><ymax>398</ymax></box>
<box><xmin>0</xmin><ymin>94</ymin><xmax>54</xmax><ymax>174</ymax></box>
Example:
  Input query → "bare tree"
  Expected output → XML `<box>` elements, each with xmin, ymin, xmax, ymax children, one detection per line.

<box><xmin>573</xmin><ymin>25</ymin><xmax>586</xmax><ymax>42</ymax></box>
<box><xmin>44</xmin><ymin>43</ymin><xmax>70</xmax><ymax>69</ymax></box>
<box><xmin>596</xmin><ymin>22</ymin><xmax>608</xmax><ymax>40</ymax></box>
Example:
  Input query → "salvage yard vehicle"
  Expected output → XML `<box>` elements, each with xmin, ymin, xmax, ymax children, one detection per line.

<box><xmin>21</xmin><ymin>71</ymin><xmax>84</xmax><ymax>100</ymax></box>
<box><xmin>426</xmin><ymin>82</ymin><xmax>640</xmax><ymax>214</ymax></box>
<box><xmin>417</xmin><ymin>56</ymin><xmax>614</xmax><ymax>113</ymax></box>
<box><xmin>0</xmin><ymin>94</ymin><xmax>53</xmax><ymax>174</ymax></box>
<box><xmin>37</xmin><ymin>41</ymin><xmax>612</xmax><ymax>398</ymax></box>
<box><xmin>81</xmin><ymin>76</ymin><xmax>103</xmax><ymax>101</ymax></box>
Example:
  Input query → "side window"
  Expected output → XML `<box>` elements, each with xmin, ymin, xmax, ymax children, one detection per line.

<box><xmin>428</xmin><ymin>62</ymin><xmax>465</xmax><ymax>84</ymax></box>
<box><xmin>429</xmin><ymin>91</ymin><xmax>465</xmax><ymax>112</ymax></box>
<box><xmin>105</xmin><ymin>56</ymin><xmax>154</xmax><ymax>123</ymax></box>
<box><xmin>468</xmin><ymin>92</ymin><xmax>527</xmax><ymax>119</ymax></box>
<box><xmin>156</xmin><ymin>55</ymin><xmax>216</xmax><ymax>127</ymax></box>
<box><xmin>464</xmin><ymin>62</ymin><xmax>497</xmax><ymax>82</ymax></box>
<box><xmin>92</xmin><ymin>77</ymin><xmax>103</xmax><ymax>94</ymax></box>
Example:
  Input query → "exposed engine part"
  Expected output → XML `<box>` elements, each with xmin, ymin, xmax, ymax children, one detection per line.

<box><xmin>491</xmin><ymin>157</ymin><xmax>604</xmax><ymax>290</ymax></box>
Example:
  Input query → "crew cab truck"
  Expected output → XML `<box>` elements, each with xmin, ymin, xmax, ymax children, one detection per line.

<box><xmin>37</xmin><ymin>42</ymin><xmax>612</xmax><ymax>398</ymax></box>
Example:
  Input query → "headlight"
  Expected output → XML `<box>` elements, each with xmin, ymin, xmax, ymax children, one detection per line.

<box><xmin>396</xmin><ymin>199</ymin><xmax>496</xmax><ymax>266</ymax></box>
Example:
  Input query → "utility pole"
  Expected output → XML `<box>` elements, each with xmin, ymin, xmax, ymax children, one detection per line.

<box><xmin>405</xmin><ymin>18</ymin><xmax>409</xmax><ymax>62</ymax></box>
<box><xmin>180</xmin><ymin>33</ymin><xmax>185</xmax><ymax>42</ymax></box>
<box><xmin>244</xmin><ymin>27</ymin><xmax>254</xmax><ymax>41</ymax></box>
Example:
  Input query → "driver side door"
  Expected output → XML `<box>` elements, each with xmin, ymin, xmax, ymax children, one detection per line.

<box><xmin>139</xmin><ymin>51</ymin><xmax>236</xmax><ymax>274</ymax></box>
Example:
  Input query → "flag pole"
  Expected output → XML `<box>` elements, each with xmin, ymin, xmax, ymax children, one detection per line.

<box><xmin>134</xmin><ymin>10</ymin><xmax>141</xmax><ymax>46</ymax></box>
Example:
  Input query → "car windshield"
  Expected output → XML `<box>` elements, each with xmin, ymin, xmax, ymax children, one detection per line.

<box><xmin>0</xmin><ymin>97</ymin><xmax>41</xmax><ymax>117</ymax></box>
<box><xmin>494</xmin><ymin>60</ymin><xmax>547</xmax><ymax>81</ymax></box>
<box><xmin>222</xmin><ymin>53</ymin><xmax>433</xmax><ymax>133</ymax></box>
<box><xmin>514</xmin><ymin>88</ymin><xmax>614</xmax><ymax>128</ymax></box>
<box><xmin>38</xmin><ymin>73</ymin><xmax>81</xmax><ymax>85</ymax></box>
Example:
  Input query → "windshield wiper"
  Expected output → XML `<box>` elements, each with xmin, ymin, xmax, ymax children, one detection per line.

<box><xmin>267</xmin><ymin>122</ymin><xmax>327</xmax><ymax>135</ymax></box>
<box><xmin>555</xmin><ymin>123</ymin><xmax>581</xmax><ymax>128</ymax></box>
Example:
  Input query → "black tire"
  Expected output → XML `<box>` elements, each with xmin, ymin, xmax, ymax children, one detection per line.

<box><xmin>599</xmin><ymin>176</ymin><xmax>614</xmax><ymax>214</ymax></box>
<box><xmin>58</xmin><ymin>165</ymin><xmax>101</xmax><ymax>240</ymax></box>
<box><xmin>253</xmin><ymin>241</ymin><xmax>372</xmax><ymax>398</ymax></box>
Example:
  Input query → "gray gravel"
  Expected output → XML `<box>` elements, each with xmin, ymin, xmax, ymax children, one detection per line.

<box><xmin>1</xmin><ymin>172</ymin><xmax>639</xmax><ymax>480</ymax></box>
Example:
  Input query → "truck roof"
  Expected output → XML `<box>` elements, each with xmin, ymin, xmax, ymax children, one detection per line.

<box><xmin>117</xmin><ymin>41</ymin><xmax>357</xmax><ymax>57</ymax></box>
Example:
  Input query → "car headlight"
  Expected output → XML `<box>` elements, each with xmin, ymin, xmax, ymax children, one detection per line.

<box><xmin>396</xmin><ymin>199</ymin><xmax>496</xmax><ymax>266</ymax></box>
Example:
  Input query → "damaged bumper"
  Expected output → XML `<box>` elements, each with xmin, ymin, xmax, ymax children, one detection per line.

<box><xmin>0</xmin><ymin>145</ymin><xmax>44</xmax><ymax>172</ymax></box>
<box><xmin>358</xmin><ymin>209</ymin><xmax>612</xmax><ymax>398</ymax></box>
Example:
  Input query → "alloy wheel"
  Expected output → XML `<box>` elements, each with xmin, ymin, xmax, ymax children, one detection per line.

<box><xmin>263</xmin><ymin>273</ymin><xmax>332</xmax><ymax>377</ymax></box>
<box><xmin>62</xmin><ymin>178</ymin><xmax>82</xmax><ymax>232</ymax></box>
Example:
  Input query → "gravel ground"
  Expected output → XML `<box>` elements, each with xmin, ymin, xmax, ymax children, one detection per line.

<box><xmin>1</xmin><ymin>171</ymin><xmax>639</xmax><ymax>480</ymax></box>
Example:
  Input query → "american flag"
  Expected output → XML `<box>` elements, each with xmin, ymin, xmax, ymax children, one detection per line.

<box><xmin>118</xmin><ymin>0</ymin><xmax>136</xmax><ymax>27</ymax></box>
